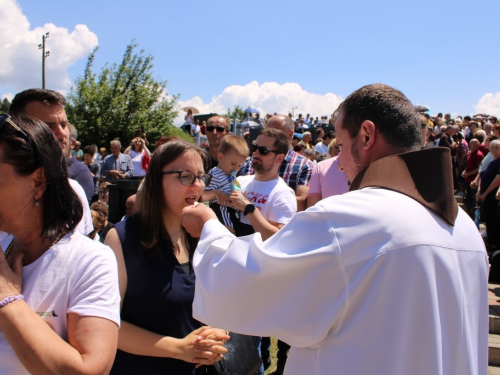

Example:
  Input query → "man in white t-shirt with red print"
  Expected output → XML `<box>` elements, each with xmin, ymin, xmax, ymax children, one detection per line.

<box><xmin>228</xmin><ymin>128</ymin><xmax>297</xmax><ymax>240</ymax></box>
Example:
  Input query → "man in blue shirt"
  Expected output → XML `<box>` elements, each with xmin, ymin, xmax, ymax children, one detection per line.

<box><xmin>101</xmin><ymin>140</ymin><xmax>133</xmax><ymax>183</ymax></box>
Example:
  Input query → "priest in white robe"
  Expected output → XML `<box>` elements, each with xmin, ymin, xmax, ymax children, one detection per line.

<box><xmin>182</xmin><ymin>84</ymin><xmax>488</xmax><ymax>375</ymax></box>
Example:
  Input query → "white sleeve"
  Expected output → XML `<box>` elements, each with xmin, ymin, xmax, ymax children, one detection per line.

<box><xmin>69</xmin><ymin>179</ymin><xmax>94</xmax><ymax>236</ymax></box>
<box><xmin>314</xmin><ymin>143</ymin><xmax>322</xmax><ymax>153</ymax></box>
<box><xmin>68</xmin><ymin>245</ymin><xmax>121</xmax><ymax>326</ymax></box>
<box><xmin>192</xmin><ymin>208</ymin><xmax>347</xmax><ymax>348</ymax></box>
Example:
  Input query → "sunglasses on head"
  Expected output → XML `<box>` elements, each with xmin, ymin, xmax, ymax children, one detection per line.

<box><xmin>0</xmin><ymin>113</ymin><xmax>32</xmax><ymax>145</ymax></box>
<box><xmin>250</xmin><ymin>142</ymin><xmax>281</xmax><ymax>156</ymax></box>
<box><xmin>206</xmin><ymin>126</ymin><xmax>226</xmax><ymax>133</ymax></box>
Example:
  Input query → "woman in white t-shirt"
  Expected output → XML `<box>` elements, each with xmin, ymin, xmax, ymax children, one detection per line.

<box><xmin>0</xmin><ymin>115</ymin><xmax>120</xmax><ymax>374</ymax></box>
<box><xmin>124</xmin><ymin>136</ymin><xmax>151</xmax><ymax>178</ymax></box>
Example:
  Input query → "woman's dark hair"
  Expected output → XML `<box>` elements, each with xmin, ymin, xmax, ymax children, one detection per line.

<box><xmin>138</xmin><ymin>139</ymin><xmax>207</xmax><ymax>252</ymax></box>
<box><xmin>83</xmin><ymin>145</ymin><xmax>96</xmax><ymax>155</ymax></box>
<box><xmin>0</xmin><ymin>116</ymin><xmax>83</xmax><ymax>241</ymax></box>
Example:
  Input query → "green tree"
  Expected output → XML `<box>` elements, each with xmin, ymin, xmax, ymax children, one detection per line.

<box><xmin>226</xmin><ymin>105</ymin><xmax>246</xmax><ymax>124</ymax></box>
<box><xmin>0</xmin><ymin>97</ymin><xmax>10</xmax><ymax>113</ymax></box>
<box><xmin>66</xmin><ymin>41</ymin><xmax>189</xmax><ymax>148</ymax></box>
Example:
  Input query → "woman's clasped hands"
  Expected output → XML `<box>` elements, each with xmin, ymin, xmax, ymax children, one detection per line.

<box><xmin>177</xmin><ymin>326</ymin><xmax>229</xmax><ymax>368</ymax></box>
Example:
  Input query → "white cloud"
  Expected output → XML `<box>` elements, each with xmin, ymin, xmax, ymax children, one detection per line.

<box><xmin>0</xmin><ymin>0</ymin><xmax>98</xmax><ymax>94</ymax></box>
<box><xmin>2</xmin><ymin>93</ymin><xmax>14</xmax><ymax>102</ymax></box>
<box><xmin>175</xmin><ymin>81</ymin><xmax>343</xmax><ymax>126</ymax></box>
<box><xmin>474</xmin><ymin>92</ymin><xmax>500</xmax><ymax>117</ymax></box>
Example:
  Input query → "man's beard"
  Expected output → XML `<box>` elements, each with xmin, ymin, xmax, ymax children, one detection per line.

<box><xmin>348</xmin><ymin>139</ymin><xmax>366</xmax><ymax>184</ymax></box>
<box><xmin>253</xmin><ymin>158</ymin><xmax>272</xmax><ymax>174</ymax></box>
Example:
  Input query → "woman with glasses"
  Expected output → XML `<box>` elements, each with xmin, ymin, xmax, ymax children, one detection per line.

<box><xmin>105</xmin><ymin>139</ymin><xmax>228</xmax><ymax>374</ymax></box>
<box><xmin>0</xmin><ymin>115</ymin><xmax>120</xmax><ymax>374</ymax></box>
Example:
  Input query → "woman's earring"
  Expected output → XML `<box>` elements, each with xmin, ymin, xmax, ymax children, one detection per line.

<box><xmin>34</xmin><ymin>195</ymin><xmax>40</xmax><ymax>207</ymax></box>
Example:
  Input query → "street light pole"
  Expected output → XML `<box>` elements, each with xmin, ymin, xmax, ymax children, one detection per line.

<box><xmin>38</xmin><ymin>32</ymin><xmax>50</xmax><ymax>89</ymax></box>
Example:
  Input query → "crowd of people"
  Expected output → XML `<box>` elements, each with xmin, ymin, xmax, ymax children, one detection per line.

<box><xmin>0</xmin><ymin>84</ymin><xmax>492</xmax><ymax>374</ymax></box>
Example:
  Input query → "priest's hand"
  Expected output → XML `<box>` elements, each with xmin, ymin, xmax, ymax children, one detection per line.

<box><xmin>182</xmin><ymin>203</ymin><xmax>217</xmax><ymax>238</ymax></box>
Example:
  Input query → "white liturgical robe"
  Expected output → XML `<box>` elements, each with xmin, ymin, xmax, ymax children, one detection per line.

<box><xmin>192</xmin><ymin>187</ymin><xmax>488</xmax><ymax>375</ymax></box>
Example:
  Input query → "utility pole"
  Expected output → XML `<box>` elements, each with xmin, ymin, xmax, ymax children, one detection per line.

<box><xmin>291</xmin><ymin>106</ymin><xmax>297</xmax><ymax>119</ymax></box>
<box><xmin>38</xmin><ymin>32</ymin><xmax>50</xmax><ymax>89</ymax></box>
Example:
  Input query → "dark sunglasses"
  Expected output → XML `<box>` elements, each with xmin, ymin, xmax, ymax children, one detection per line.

<box><xmin>206</xmin><ymin>126</ymin><xmax>226</xmax><ymax>133</ymax></box>
<box><xmin>250</xmin><ymin>142</ymin><xmax>281</xmax><ymax>156</ymax></box>
<box><xmin>0</xmin><ymin>113</ymin><xmax>31</xmax><ymax>144</ymax></box>
<box><xmin>162</xmin><ymin>170</ymin><xmax>211</xmax><ymax>187</ymax></box>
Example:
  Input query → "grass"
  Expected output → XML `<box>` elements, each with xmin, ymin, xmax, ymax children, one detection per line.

<box><xmin>264</xmin><ymin>337</ymin><xmax>279</xmax><ymax>375</ymax></box>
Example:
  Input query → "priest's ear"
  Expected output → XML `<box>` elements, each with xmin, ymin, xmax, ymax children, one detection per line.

<box><xmin>360</xmin><ymin>120</ymin><xmax>377</xmax><ymax>150</ymax></box>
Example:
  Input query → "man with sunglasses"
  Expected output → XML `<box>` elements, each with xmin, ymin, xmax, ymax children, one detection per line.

<box><xmin>205</xmin><ymin>115</ymin><xmax>231</xmax><ymax>172</ymax></box>
<box><xmin>228</xmin><ymin>128</ymin><xmax>296</xmax><ymax>240</ymax></box>
<box><xmin>183</xmin><ymin>84</ymin><xmax>487</xmax><ymax>375</ymax></box>
<box><xmin>240</xmin><ymin>115</ymin><xmax>314</xmax><ymax>214</ymax></box>
<box><xmin>9</xmin><ymin>88</ymin><xmax>93</xmax><ymax>236</ymax></box>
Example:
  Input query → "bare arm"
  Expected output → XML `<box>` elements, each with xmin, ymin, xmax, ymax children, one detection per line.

<box><xmin>245</xmin><ymin>209</ymin><xmax>284</xmax><ymax>241</ymax></box>
<box><xmin>104</xmin><ymin>229</ymin><xmax>227</xmax><ymax>364</ymax></box>
<box><xmin>0</xmin><ymin>250</ymin><xmax>118</xmax><ymax>375</ymax></box>
<box><xmin>462</xmin><ymin>167</ymin><xmax>479</xmax><ymax>179</ymax></box>
<box><xmin>478</xmin><ymin>175</ymin><xmax>500</xmax><ymax>201</ymax></box>
<box><xmin>306</xmin><ymin>194</ymin><xmax>322</xmax><ymax>208</ymax></box>
<box><xmin>295</xmin><ymin>184</ymin><xmax>309</xmax><ymax>212</ymax></box>
<box><xmin>228</xmin><ymin>191</ymin><xmax>282</xmax><ymax>241</ymax></box>
<box><xmin>201</xmin><ymin>189</ymin><xmax>228</xmax><ymax>205</ymax></box>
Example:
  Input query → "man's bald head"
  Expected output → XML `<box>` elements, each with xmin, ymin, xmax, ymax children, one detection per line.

<box><xmin>469</xmin><ymin>138</ymin><xmax>480</xmax><ymax>151</ymax></box>
<box><xmin>266</xmin><ymin>115</ymin><xmax>294</xmax><ymax>142</ymax></box>
<box><xmin>207</xmin><ymin>115</ymin><xmax>230</xmax><ymax>131</ymax></box>
<box><xmin>206</xmin><ymin>115</ymin><xmax>230</xmax><ymax>151</ymax></box>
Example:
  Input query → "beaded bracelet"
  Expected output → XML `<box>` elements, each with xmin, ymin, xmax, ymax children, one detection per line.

<box><xmin>0</xmin><ymin>294</ymin><xmax>24</xmax><ymax>309</ymax></box>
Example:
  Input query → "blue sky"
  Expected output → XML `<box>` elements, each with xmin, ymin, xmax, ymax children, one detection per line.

<box><xmin>2</xmin><ymin>0</ymin><xmax>500</xmax><ymax>123</ymax></box>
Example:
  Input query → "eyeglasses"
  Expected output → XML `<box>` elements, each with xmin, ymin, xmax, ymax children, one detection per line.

<box><xmin>99</xmin><ymin>189</ymin><xmax>109</xmax><ymax>195</ymax></box>
<box><xmin>250</xmin><ymin>142</ymin><xmax>281</xmax><ymax>156</ymax></box>
<box><xmin>0</xmin><ymin>113</ymin><xmax>31</xmax><ymax>144</ymax></box>
<box><xmin>162</xmin><ymin>170</ymin><xmax>211</xmax><ymax>187</ymax></box>
<box><xmin>206</xmin><ymin>126</ymin><xmax>226</xmax><ymax>133</ymax></box>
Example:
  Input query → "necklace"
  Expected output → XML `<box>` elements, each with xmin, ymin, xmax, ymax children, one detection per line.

<box><xmin>172</xmin><ymin>239</ymin><xmax>183</xmax><ymax>254</ymax></box>
<box><xmin>4</xmin><ymin>231</ymin><xmax>66</xmax><ymax>260</ymax></box>
<box><xmin>3</xmin><ymin>240</ymin><xmax>14</xmax><ymax>260</ymax></box>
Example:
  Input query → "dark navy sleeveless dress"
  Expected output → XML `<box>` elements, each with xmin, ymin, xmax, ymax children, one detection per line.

<box><xmin>110</xmin><ymin>215</ymin><xmax>201</xmax><ymax>374</ymax></box>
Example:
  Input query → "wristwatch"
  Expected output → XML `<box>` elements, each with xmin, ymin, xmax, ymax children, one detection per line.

<box><xmin>243</xmin><ymin>204</ymin><xmax>256</xmax><ymax>215</ymax></box>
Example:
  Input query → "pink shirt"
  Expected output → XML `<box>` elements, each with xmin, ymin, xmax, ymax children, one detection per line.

<box><xmin>307</xmin><ymin>156</ymin><xmax>349</xmax><ymax>199</ymax></box>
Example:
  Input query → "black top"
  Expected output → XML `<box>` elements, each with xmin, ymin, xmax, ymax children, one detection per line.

<box><xmin>98</xmin><ymin>221</ymin><xmax>115</xmax><ymax>244</ymax></box>
<box><xmin>110</xmin><ymin>215</ymin><xmax>201</xmax><ymax>374</ymax></box>
<box><xmin>86</xmin><ymin>162</ymin><xmax>101</xmax><ymax>196</ymax></box>
<box><xmin>480</xmin><ymin>157</ymin><xmax>500</xmax><ymax>200</ymax></box>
